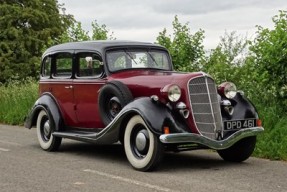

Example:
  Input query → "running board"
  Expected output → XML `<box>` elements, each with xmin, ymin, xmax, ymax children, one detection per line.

<box><xmin>53</xmin><ymin>129</ymin><xmax>119</xmax><ymax>144</ymax></box>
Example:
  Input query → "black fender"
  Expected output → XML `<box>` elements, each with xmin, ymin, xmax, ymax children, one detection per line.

<box><xmin>117</xmin><ymin>97</ymin><xmax>189</xmax><ymax>136</ymax></box>
<box><xmin>221</xmin><ymin>93</ymin><xmax>259</xmax><ymax>121</ymax></box>
<box><xmin>24</xmin><ymin>93</ymin><xmax>63</xmax><ymax>131</ymax></box>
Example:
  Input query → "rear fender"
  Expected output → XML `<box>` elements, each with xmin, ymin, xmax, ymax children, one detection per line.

<box><xmin>24</xmin><ymin>93</ymin><xmax>63</xmax><ymax>131</ymax></box>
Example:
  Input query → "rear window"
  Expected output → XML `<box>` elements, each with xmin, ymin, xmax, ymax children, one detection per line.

<box><xmin>41</xmin><ymin>56</ymin><xmax>51</xmax><ymax>78</ymax></box>
<box><xmin>53</xmin><ymin>53</ymin><xmax>73</xmax><ymax>78</ymax></box>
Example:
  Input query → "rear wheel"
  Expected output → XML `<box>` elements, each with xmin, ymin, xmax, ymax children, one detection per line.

<box><xmin>124</xmin><ymin>115</ymin><xmax>163</xmax><ymax>171</ymax></box>
<box><xmin>36</xmin><ymin>110</ymin><xmax>62</xmax><ymax>151</ymax></box>
<box><xmin>217</xmin><ymin>136</ymin><xmax>256</xmax><ymax>162</ymax></box>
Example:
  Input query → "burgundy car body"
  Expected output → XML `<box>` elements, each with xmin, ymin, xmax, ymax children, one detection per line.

<box><xmin>25</xmin><ymin>40</ymin><xmax>264</xmax><ymax>171</ymax></box>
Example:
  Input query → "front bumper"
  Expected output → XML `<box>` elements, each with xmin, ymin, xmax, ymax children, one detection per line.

<box><xmin>159</xmin><ymin>127</ymin><xmax>264</xmax><ymax>150</ymax></box>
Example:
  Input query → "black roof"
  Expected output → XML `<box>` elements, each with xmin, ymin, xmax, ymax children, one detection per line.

<box><xmin>43</xmin><ymin>40</ymin><xmax>166</xmax><ymax>56</ymax></box>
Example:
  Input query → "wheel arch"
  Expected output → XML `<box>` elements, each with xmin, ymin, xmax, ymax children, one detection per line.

<box><xmin>24</xmin><ymin>93</ymin><xmax>64</xmax><ymax>131</ymax></box>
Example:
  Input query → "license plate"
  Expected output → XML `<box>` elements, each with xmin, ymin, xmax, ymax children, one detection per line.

<box><xmin>224</xmin><ymin>119</ymin><xmax>256</xmax><ymax>130</ymax></box>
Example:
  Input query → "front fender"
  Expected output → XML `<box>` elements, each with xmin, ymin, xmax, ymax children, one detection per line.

<box><xmin>222</xmin><ymin>93</ymin><xmax>259</xmax><ymax>120</ymax></box>
<box><xmin>119</xmin><ymin>97</ymin><xmax>189</xmax><ymax>135</ymax></box>
<box><xmin>24</xmin><ymin>93</ymin><xmax>63</xmax><ymax>131</ymax></box>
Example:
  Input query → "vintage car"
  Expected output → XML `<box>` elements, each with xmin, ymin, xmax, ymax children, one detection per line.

<box><xmin>25</xmin><ymin>40</ymin><xmax>264</xmax><ymax>171</ymax></box>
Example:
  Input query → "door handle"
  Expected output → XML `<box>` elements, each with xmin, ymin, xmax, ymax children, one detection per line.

<box><xmin>64</xmin><ymin>85</ymin><xmax>73</xmax><ymax>89</ymax></box>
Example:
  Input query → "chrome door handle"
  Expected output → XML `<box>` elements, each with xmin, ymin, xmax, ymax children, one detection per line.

<box><xmin>64</xmin><ymin>85</ymin><xmax>73</xmax><ymax>89</ymax></box>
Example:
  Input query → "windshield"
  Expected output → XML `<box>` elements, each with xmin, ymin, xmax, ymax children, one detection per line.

<box><xmin>106</xmin><ymin>49</ymin><xmax>171</xmax><ymax>72</ymax></box>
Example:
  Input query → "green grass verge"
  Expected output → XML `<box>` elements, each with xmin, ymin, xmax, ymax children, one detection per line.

<box><xmin>254</xmin><ymin>105</ymin><xmax>287</xmax><ymax>160</ymax></box>
<box><xmin>0</xmin><ymin>79</ymin><xmax>38</xmax><ymax>125</ymax></box>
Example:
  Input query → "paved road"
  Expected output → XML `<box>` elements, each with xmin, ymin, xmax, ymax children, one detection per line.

<box><xmin>0</xmin><ymin>124</ymin><xmax>286</xmax><ymax>192</ymax></box>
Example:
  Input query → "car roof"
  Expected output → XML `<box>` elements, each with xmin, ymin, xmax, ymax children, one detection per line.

<box><xmin>43</xmin><ymin>40</ymin><xmax>166</xmax><ymax>56</ymax></box>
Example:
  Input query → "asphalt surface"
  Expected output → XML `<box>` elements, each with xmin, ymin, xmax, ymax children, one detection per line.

<box><xmin>0</xmin><ymin>124</ymin><xmax>286</xmax><ymax>192</ymax></box>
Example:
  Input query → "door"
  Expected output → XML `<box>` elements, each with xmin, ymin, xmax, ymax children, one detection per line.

<box><xmin>73</xmin><ymin>52</ymin><xmax>106</xmax><ymax>128</ymax></box>
<box><xmin>50</xmin><ymin>52</ymin><xmax>77</xmax><ymax>127</ymax></box>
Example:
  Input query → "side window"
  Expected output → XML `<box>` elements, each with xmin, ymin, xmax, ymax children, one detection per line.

<box><xmin>77</xmin><ymin>53</ymin><xmax>102</xmax><ymax>78</ymax></box>
<box><xmin>41</xmin><ymin>56</ymin><xmax>51</xmax><ymax>78</ymax></box>
<box><xmin>53</xmin><ymin>53</ymin><xmax>73</xmax><ymax>78</ymax></box>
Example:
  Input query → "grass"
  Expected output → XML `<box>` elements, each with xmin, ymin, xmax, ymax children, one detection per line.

<box><xmin>0</xmin><ymin>79</ymin><xmax>38</xmax><ymax>125</ymax></box>
<box><xmin>0</xmin><ymin>80</ymin><xmax>286</xmax><ymax>160</ymax></box>
<box><xmin>253</xmin><ymin>104</ymin><xmax>287</xmax><ymax>160</ymax></box>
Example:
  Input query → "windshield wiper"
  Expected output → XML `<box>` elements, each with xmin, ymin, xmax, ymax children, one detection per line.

<box><xmin>125</xmin><ymin>50</ymin><xmax>138</xmax><ymax>65</ymax></box>
<box><xmin>147</xmin><ymin>51</ymin><xmax>159</xmax><ymax>67</ymax></box>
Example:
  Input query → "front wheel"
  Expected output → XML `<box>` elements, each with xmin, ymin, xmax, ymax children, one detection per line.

<box><xmin>36</xmin><ymin>110</ymin><xmax>62</xmax><ymax>151</ymax></box>
<box><xmin>124</xmin><ymin>115</ymin><xmax>163</xmax><ymax>171</ymax></box>
<box><xmin>217</xmin><ymin>136</ymin><xmax>256</xmax><ymax>162</ymax></box>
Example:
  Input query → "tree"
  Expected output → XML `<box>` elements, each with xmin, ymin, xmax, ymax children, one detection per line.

<box><xmin>249</xmin><ymin>10</ymin><xmax>287</xmax><ymax>108</ymax></box>
<box><xmin>59</xmin><ymin>20</ymin><xmax>115</xmax><ymax>43</ymax></box>
<box><xmin>91</xmin><ymin>20</ymin><xmax>115</xmax><ymax>40</ymax></box>
<box><xmin>0</xmin><ymin>0</ymin><xmax>74</xmax><ymax>83</ymax></box>
<box><xmin>156</xmin><ymin>16</ymin><xmax>205</xmax><ymax>72</ymax></box>
<box><xmin>202</xmin><ymin>31</ymin><xmax>249</xmax><ymax>84</ymax></box>
<box><xmin>58</xmin><ymin>21</ymin><xmax>90</xmax><ymax>43</ymax></box>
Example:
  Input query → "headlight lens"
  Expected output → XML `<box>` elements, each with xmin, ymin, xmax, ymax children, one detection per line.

<box><xmin>224</xmin><ymin>82</ymin><xmax>237</xmax><ymax>99</ymax></box>
<box><xmin>168</xmin><ymin>85</ymin><xmax>181</xmax><ymax>102</ymax></box>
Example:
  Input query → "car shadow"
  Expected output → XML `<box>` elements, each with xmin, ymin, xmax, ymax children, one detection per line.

<box><xmin>160</xmin><ymin>151</ymin><xmax>242</xmax><ymax>172</ymax></box>
<box><xmin>58</xmin><ymin>141</ymin><xmax>127</xmax><ymax>162</ymax></box>
<box><xmin>47</xmin><ymin>140</ymin><xmax>251</xmax><ymax>172</ymax></box>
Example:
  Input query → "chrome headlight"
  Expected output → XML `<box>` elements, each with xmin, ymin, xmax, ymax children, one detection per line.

<box><xmin>219</xmin><ymin>82</ymin><xmax>237</xmax><ymax>99</ymax></box>
<box><xmin>167</xmin><ymin>85</ymin><xmax>181</xmax><ymax>102</ymax></box>
<box><xmin>161</xmin><ymin>84</ymin><xmax>182</xmax><ymax>102</ymax></box>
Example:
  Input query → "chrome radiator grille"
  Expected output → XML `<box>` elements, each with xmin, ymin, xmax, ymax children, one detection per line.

<box><xmin>188</xmin><ymin>76</ymin><xmax>222</xmax><ymax>140</ymax></box>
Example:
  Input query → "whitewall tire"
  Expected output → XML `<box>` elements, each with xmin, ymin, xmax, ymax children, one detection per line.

<box><xmin>124</xmin><ymin>115</ymin><xmax>163</xmax><ymax>171</ymax></box>
<box><xmin>36</xmin><ymin>110</ymin><xmax>61</xmax><ymax>151</ymax></box>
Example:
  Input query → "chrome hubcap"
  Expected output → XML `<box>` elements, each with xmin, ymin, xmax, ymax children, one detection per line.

<box><xmin>43</xmin><ymin>120</ymin><xmax>51</xmax><ymax>139</ymax></box>
<box><xmin>134</xmin><ymin>129</ymin><xmax>149</xmax><ymax>155</ymax></box>
<box><xmin>135</xmin><ymin>132</ymin><xmax>147</xmax><ymax>152</ymax></box>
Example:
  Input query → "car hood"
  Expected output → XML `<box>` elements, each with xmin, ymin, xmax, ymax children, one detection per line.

<box><xmin>108</xmin><ymin>70</ymin><xmax>207</xmax><ymax>98</ymax></box>
<box><xmin>109</xmin><ymin>70</ymin><xmax>205</xmax><ymax>87</ymax></box>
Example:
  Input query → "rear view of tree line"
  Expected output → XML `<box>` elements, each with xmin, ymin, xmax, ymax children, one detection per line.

<box><xmin>0</xmin><ymin>1</ymin><xmax>286</xmax><ymax>159</ymax></box>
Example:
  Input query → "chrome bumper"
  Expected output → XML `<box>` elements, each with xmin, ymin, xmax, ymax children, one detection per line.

<box><xmin>159</xmin><ymin>127</ymin><xmax>264</xmax><ymax>150</ymax></box>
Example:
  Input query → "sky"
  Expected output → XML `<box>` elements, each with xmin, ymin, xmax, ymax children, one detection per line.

<box><xmin>57</xmin><ymin>0</ymin><xmax>286</xmax><ymax>49</ymax></box>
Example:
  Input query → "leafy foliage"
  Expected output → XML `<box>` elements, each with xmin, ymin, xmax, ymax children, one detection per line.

<box><xmin>156</xmin><ymin>16</ymin><xmax>205</xmax><ymax>71</ymax></box>
<box><xmin>58</xmin><ymin>21</ymin><xmax>90</xmax><ymax>42</ymax></box>
<box><xmin>202</xmin><ymin>31</ymin><xmax>249</xmax><ymax>85</ymax></box>
<box><xmin>249</xmin><ymin>10</ymin><xmax>287</xmax><ymax>109</ymax></box>
<box><xmin>59</xmin><ymin>20</ymin><xmax>115</xmax><ymax>43</ymax></box>
<box><xmin>0</xmin><ymin>0</ymin><xmax>74</xmax><ymax>83</ymax></box>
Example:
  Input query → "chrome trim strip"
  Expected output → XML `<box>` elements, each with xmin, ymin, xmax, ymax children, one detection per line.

<box><xmin>159</xmin><ymin>127</ymin><xmax>264</xmax><ymax>150</ymax></box>
<box><xmin>204</xmin><ymin>76</ymin><xmax>217</xmax><ymax>136</ymax></box>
